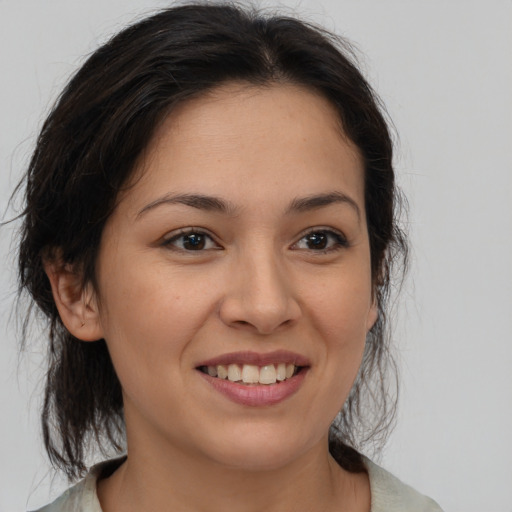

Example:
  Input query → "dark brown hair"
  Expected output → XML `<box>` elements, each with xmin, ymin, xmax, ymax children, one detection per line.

<box><xmin>18</xmin><ymin>2</ymin><xmax>407</xmax><ymax>479</ymax></box>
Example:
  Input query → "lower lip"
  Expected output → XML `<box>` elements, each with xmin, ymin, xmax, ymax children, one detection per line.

<box><xmin>198</xmin><ymin>369</ymin><xmax>308</xmax><ymax>406</ymax></box>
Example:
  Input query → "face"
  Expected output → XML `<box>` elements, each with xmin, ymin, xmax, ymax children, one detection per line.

<box><xmin>93</xmin><ymin>83</ymin><xmax>377</xmax><ymax>470</ymax></box>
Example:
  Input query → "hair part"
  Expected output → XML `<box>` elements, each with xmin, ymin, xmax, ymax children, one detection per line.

<box><xmin>18</xmin><ymin>1</ymin><xmax>408</xmax><ymax>479</ymax></box>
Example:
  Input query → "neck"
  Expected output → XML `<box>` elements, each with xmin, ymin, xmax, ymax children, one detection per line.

<box><xmin>97</xmin><ymin>400</ymin><xmax>370</xmax><ymax>512</ymax></box>
<box><xmin>97</xmin><ymin>434</ymin><xmax>366</xmax><ymax>512</ymax></box>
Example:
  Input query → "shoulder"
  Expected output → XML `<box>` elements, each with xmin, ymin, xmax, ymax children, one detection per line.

<box><xmin>29</xmin><ymin>458</ymin><xmax>124</xmax><ymax>512</ymax></box>
<box><xmin>30</xmin><ymin>475</ymin><xmax>100</xmax><ymax>512</ymax></box>
<box><xmin>363</xmin><ymin>457</ymin><xmax>444</xmax><ymax>512</ymax></box>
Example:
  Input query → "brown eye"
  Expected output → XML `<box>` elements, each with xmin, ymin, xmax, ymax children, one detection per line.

<box><xmin>182</xmin><ymin>233</ymin><xmax>206</xmax><ymax>250</ymax></box>
<box><xmin>292</xmin><ymin>229</ymin><xmax>348</xmax><ymax>252</ymax></box>
<box><xmin>305</xmin><ymin>232</ymin><xmax>328</xmax><ymax>250</ymax></box>
<box><xmin>163</xmin><ymin>230</ymin><xmax>219</xmax><ymax>251</ymax></box>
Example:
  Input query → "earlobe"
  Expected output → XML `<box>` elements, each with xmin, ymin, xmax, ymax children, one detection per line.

<box><xmin>366</xmin><ymin>297</ymin><xmax>379</xmax><ymax>332</ymax></box>
<box><xmin>44</xmin><ymin>259</ymin><xmax>104</xmax><ymax>342</ymax></box>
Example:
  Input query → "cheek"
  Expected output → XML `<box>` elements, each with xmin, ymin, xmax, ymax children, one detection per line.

<box><xmin>95</xmin><ymin>274</ymin><xmax>214</xmax><ymax>429</ymax></box>
<box><xmin>305</xmin><ymin>274</ymin><xmax>372</xmax><ymax>397</ymax></box>
<box><xmin>307</xmin><ymin>272</ymin><xmax>374</xmax><ymax>339</ymax></box>
<box><xmin>95</xmin><ymin>258</ymin><xmax>213</xmax><ymax>378</ymax></box>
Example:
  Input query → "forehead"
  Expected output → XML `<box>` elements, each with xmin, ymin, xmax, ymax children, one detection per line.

<box><xmin>123</xmin><ymin>82</ymin><xmax>365</xmax><ymax>214</ymax></box>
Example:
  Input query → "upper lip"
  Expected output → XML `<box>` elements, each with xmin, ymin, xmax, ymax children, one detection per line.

<box><xmin>196</xmin><ymin>350</ymin><xmax>310</xmax><ymax>368</ymax></box>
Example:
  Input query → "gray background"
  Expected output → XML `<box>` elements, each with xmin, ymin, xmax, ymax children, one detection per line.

<box><xmin>1</xmin><ymin>1</ymin><xmax>511</xmax><ymax>511</ymax></box>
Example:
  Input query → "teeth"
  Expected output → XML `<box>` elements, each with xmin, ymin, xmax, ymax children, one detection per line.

<box><xmin>241</xmin><ymin>364</ymin><xmax>259</xmax><ymax>384</ymax></box>
<box><xmin>227</xmin><ymin>364</ymin><xmax>242</xmax><ymax>382</ymax></box>
<box><xmin>259</xmin><ymin>365</ymin><xmax>277</xmax><ymax>384</ymax></box>
<box><xmin>206</xmin><ymin>363</ymin><xmax>299</xmax><ymax>384</ymax></box>
<box><xmin>276</xmin><ymin>363</ymin><xmax>286</xmax><ymax>381</ymax></box>
<box><xmin>217</xmin><ymin>364</ymin><xmax>228</xmax><ymax>379</ymax></box>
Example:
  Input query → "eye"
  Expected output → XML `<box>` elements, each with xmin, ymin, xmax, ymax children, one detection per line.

<box><xmin>162</xmin><ymin>229</ymin><xmax>220</xmax><ymax>251</ymax></box>
<box><xmin>292</xmin><ymin>229</ymin><xmax>348</xmax><ymax>253</ymax></box>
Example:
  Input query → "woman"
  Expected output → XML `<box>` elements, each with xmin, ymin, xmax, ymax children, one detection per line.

<box><xmin>18</xmin><ymin>3</ymin><xmax>443</xmax><ymax>511</ymax></box>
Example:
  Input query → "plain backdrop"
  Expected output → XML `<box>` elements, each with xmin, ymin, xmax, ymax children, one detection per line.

<box><xmin>1</xmin><ymin>1</ymin><xmax>511</xmax><ymax>511</ymax></box>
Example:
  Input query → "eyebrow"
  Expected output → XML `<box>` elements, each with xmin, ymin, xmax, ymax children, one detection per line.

<box><xmin>136</xmin><ymin>191</ymin><xmax>361</xmax><ymax>220</ymax></box>
<box><xmin>286</xmin><ymin>192</ymin><xmax>361</xmax><ymax>220</ymax></box>
<box><xmin>136</xmin><ymin>193</ymin><xmax>240</xmax><ymax>218</ymax></box>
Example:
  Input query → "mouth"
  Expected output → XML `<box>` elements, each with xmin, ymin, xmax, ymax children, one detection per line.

<box><xmin>195</xmin><ymin>351</ymin><xmax>309</xmax><ymax>405</ymax></box>
<box><xmin>197</xmin><ymin>362</ymin><xmax>303</xmax><ymax>385</ymax></box>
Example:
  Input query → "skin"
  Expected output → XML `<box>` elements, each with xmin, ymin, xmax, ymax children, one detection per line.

<box><xmin>47</xmin><ymin>83</ymin><xmax>376</xmax><ymax>512</ymax></box>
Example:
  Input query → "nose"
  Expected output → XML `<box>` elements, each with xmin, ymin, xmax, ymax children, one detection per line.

<box><xmin>219</xmin><ymin>250</ymin><xmax>301</xmax><ymax>335</ymax></box>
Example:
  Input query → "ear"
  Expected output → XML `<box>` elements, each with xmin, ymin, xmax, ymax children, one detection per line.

<box><xmin>44</xmin><ymin>259</ymin><xmax>104</xmax><ymax>342</ymax></box>
<box><xmin>366</xmin><ymin>295</ymin><xmax>379</xmax><ymax>332</ymax></box>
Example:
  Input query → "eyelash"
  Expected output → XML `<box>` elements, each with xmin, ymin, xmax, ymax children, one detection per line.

<box><xmin>161</xmin><ymin>228</ymin><xmax>220</xmax><ymax>252</ymax></box>
<box><xmin>291</xmin><ymin>228</ymin><xmax>349</xmax><ymax>254</ymax></box>
<box><xmin>161</xmin><ymin>228</ymin><xmax>348</xmax><ymax>254</ymax></box>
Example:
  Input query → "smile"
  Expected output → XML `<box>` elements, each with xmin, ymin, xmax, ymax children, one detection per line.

<box><xmin>198</xmin><ymin>363</ymin><xmax>300</xmax><ymax>385</ymax></box>
<box><xmin>196</xmin><ymin>351</ymin><xmax>310</xmax><ymax>406</ymax></box>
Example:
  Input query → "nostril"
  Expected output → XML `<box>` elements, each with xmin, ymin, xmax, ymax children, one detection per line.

<box><xmin>219</xmin><ymin>293</ymin><xmax>301</xmax><ymax>334</ymax></box>
<box><xmin>231</xmin><ymin>320</ymin><xmax>251</xmax><ymax>328</ymax></box>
